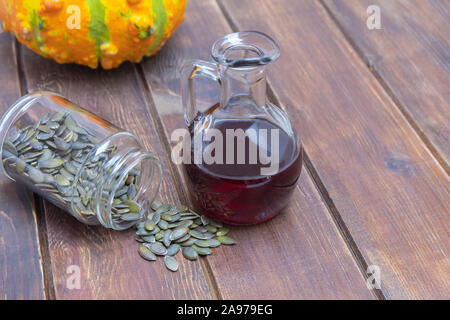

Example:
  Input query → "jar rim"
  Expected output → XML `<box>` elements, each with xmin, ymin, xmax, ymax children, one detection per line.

<box><xmin>71</xmin><ymin>131</ymin><xmax>162</xmax><ymax>230</ymax></box>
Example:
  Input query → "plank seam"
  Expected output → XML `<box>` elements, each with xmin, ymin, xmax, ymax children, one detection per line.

<box><xmin>15</xmin><ymin>40</ymin><xmax>56</xmax><ymax>300</ymax></box>
<box><xmin>215</xmin><ymin>0</ymin><xmax>385</xmax><ymax>300</ymax></box>
<box><xmin>134</xmin><ymin>64</ymin><xmax>223</xmax><ymax>300</ymax></box>
<box><xmin>318</xmin><ymin>0</ymin><xmax>449</xmax><ymax>175</ymax></box>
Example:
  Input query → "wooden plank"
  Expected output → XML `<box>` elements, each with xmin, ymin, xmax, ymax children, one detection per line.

<box><xmin>218</xmin><ymin>0</ymin><xmax>450</xmax><ymax>299</ymax></box>
<box><xmin>141</xmin><ymin>0</ymin><xmax>374</xmax><ymax>299</ymax></box>
<box><xmin>20</xmin><ymin>52</ymin><xmax>214</xmax><ymax>299</ymax></box>
<box><xmin>0</xmin><ymin>31</ymin><xmax>45</xmax><ymax>299</ymax></box>
<box><xmin>323</xmin><ymin>0</ymin><xmax>450</xmax><ymax>167</ymax></box>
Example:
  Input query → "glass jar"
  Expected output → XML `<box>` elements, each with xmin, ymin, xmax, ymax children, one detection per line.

<box><xmin>0</xmin><ymin>92</ymin><xmax>162</xmax><ymax>230</ymax></box>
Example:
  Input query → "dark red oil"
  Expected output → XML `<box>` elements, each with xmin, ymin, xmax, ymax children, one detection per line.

<box><xmin>182</xmin><ymin>118</ymin><xmax>302</xmax><ymax>225</ymax></box>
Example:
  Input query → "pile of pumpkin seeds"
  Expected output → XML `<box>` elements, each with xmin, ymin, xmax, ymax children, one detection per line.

<box><xmin>136</xmin><ymin>200</ymin><xmax>235</xmax><ymax>272</ymax></box>
<box><xmin>1</xmin><ymin>111</ymin><xmax>143</xmax><ymax>226</ymax></box>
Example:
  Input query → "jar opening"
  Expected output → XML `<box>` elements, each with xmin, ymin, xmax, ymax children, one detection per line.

<box><xmin>72</xmin><ymin>131</ymin><xmax>161</xmax><ymax>230</ymax></box>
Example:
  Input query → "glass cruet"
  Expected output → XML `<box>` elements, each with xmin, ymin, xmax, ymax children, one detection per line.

<box><xmin>180</xmin><ymin>31</ymin><xmax>303</xmax><ymax>225</ymax></box>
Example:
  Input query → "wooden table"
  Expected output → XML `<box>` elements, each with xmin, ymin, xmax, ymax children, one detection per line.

<box><xmin>0</xmin><ymin>0</ymin><xmax>448</xmax><ymax>300</ymax></box>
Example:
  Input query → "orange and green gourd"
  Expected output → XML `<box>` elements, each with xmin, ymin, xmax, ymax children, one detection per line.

<box><xmin>0</xmin><ymin>0</ymin><xmax>187</xmax><ymax>69</ymax></box>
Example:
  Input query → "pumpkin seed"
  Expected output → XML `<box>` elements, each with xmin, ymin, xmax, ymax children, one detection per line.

<box><xmin>170</xmin><ymin>227</ymin><xmax>189</xmax><ymax>241</ymax></box>
<box><xmin>151</xmin><ymin>200</ymin><xmax>162</xmax><ymax>210</ymax></box>
<box><xmin>29</xmin><ymin>168</ymin><xmax>45</xmax><ymax>183</ymax></box>
<box><xmin>55</xmin><ymin>174</ymin><xmax>70</xmax><ymax>187</ymax></box>
<box><xmin>149</xmin><ymin>242</ymin><xmax>167</xmax><ymax>256</ymax></box>
<box><xmin>216</xmin><ymin>227</ymin><xmax>229</xmax><ymax>236</ymax></box>
<box><xmin>39</xmin><ymin>158</ymin><xmax>63</xmax><ymax>169</ymax></box>
<box><xmin>152</xmin><ymin>212</ymin><xmax>161</xmax><ymax>224</ymax></box>
<box><xmin>142</xmin><ymin>235</ymin><xmax>156</xmax><ymax>243</ymax></box>
<box><xmin>192</xmin><ymin>245</ymin><xmax>212</xmax><ymax>256</ymax></box>
<box><xmin>120</xmin><ymin>213</ymin><xmax>141</xmax><ymax>221</ymax></box>
<box><xmin>182</xmin><ymin>247</ymin><xmax>198</xmax><ymax>261</ymax></box>
<box><xmin>189</xmin><ymin>229</ymin><xmax>209</xmax><ymax>240</ymax></box>
<box><xmin>163</xmin><ymin>230</ymin><xmax>172</xmax><ymax>247</ymax></box>
<box><xmin>144</xmin><ymin>221</ymin><xmax>156</xmax><ymax>231</ymax></box>
<box><xmin>138</xmin><ymin>245</ymin><xmax>157</xmax><ymax>261</ymax></box>
<box><xmin>158</xmin><ymin>219</ymin><xmax>169</xmax><ymax>230</ymax></box>
<box><xmin>177</xmin><ymin>219</ymin><xmax>193</xmax><ymax>228</ymax></box>
<box><xmin>179</xmin><ymin>237</ymin><xmax>197</xmax><ymax>247</ymax></box>
<box><xmin>206</xmin><ymin>239</ymin><xmax>221</xmax><ymax>248</ymax></box>
<box><xmin>155</xmin><ymin>231</ymin><xmax>164</xmax><ymax>241</ymax></box>
<box><xmin>164</xmin><ymin>256</ymin><xmax>178</xmax><ymax>272</ymax></box>
<box><xmin>166</xmin><ymin>244</ymin><xmax>180</xmax><ymax>256</ymax></box>
<box><xmin>194</xmin><ymin>240</ymin><xmax>211</xmax><ymax>248</ymax></box>
<box><xmin>217</xmin><ymin>236</ymin><xmax>236</xmax><ymax>245</ymax></box>
<box><xmin>206</xmin><ymin>225</ymin><xmax>218</xmax><ymax>233</ymax></box>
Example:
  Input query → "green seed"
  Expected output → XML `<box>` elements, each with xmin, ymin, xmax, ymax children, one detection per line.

<box><xmin>216</xmin><ymin>227</ymin><xmax>229</xmax><ymax>236</ymax></box>
<box><xmin>217</xmin><ymin>236</ymin><xmax>236</xmax><ymax>245</ymax></box>
<box><xmin>151</xmin><ymin>200</ymin><xmax>162</xmax><ymax>210</ymax></box>
<box><xmin>138</xmin><ymin>245</ymin><xmax>156</xmax><ymax>261</ymax></box>
<box><xmin>142</xmin><ymin>235</ymin><xmax>156</xmax><ymax>243</ymax></box>
<box><xmin>123</xmin><ymin>200</ymin><xmax>140</xmax><ymax>213</ymax></box>
<box><xmin>152</xmin><ymin>212</ymin><xmax>161</xmax><ymax>224</ymax></box>
<box><xmin>39</xmin><ymin>158</ymin><xmax>63</xmax><ymax>169</ymax></box>
<box><xmin>164</xmin><ymin>256</ymin><xmax>178</xmax><ymax>272</ymax></box>
<box><xmin>189</xmin><ymin>229</ymin><xmax>208</xmax><ymax>240</ymax></box>
<box><xmin>177</xmin><ymin>219</ymin><xmax>193</xmax><ymax>228</ymax></box>
<box><xmin>194</xmin><ymin>240</ymin><xmax>210</xmax><ymax>248</ymax></box>
<box><xmin>192</xmin><ymin>244</ymin><xmax>212</xmax><ymax>256</ymax></box>
<box><xmin>207</xmin><ymin>239</ymin><xmax>221</xmax><ymax>248</ymax></box>
<box><xmin>149</xmin><ymin>242</ymin><xmax>167</xmax><ymax>256</ymax></box>
<box><xmin>167</xmin><ymin>244</ymin><xmax>180</xmax><ymax>256</ymax></box>
<box><xmin>29</xmin><ymin>169</ymin><xmax>44</xmax><ymax>183</ymax></box>
<box><xmin>206</xmin><ymin>225</ymin><xmax>217</xmax><ymax>233</ymax></box>
<box><xmin>170</xmin><ymin>227</ymin><xmax>189</xmax><ymax>241</ymax></box>
<box><xmin>163</xmin><ymin>230</ymin><xmax>172</xmax><ymax>247</ymax></box>
<box><xmin>55</xmin><ymin>174</ymin><xmax>70</xmax><ymax>187</ymax></box>
<box><xmin>144</xmin><ymin>221</ymin><xmax>156</xmax><ymax>231</ymax></box>
<box><xmin>158</xmin><ymin>219</ymin><xmax>169</xmax><ymax>230</ymax></box>
<box><xmin>155</xmin><ymin>231</ymin><xmax>164</xmax><ymax>241</ymax></box>
<box><xmin>179</xmin><ymin>237</ymin><xmax>197</xmax><ymax>247</ymax></box>
<box><xmin>121</xmin><ymin>213</ymin><xmax>141</xmax><ymax>221</ymax></box>
<box><xmin>174</xmin><ymin>233</ymin><xmax>191</xmax><ymax>244</ymax></box>
<box><xmin>182</xmin><ymin>247</ymin><xmax>198</xmax><ymax>260</ymax></box>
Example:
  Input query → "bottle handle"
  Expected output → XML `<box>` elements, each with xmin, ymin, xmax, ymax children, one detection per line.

<box><xmin>180</xmin><ymin>59</ymin><xmax>220</xmax><ymax>125</ymax></box>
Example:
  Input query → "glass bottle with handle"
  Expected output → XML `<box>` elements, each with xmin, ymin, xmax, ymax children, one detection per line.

<box><xmin>180</xmin><ymin>31</ymin><xmax>303</xmax><ymax>225</ymax></box>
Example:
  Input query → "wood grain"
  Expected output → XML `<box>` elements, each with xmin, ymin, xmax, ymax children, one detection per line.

<box><xmin>19</xmin><ymin>51</ymin><xmax>213</xmax><ymax>299</ymax></box>
<box><xmin>322</xmin><ymin>0</ymin><xmax>450</xmax><ymax>168</ymax></box>
<box><xmin>140</xmin><ymin>0</ymin><xmax>374</xmax><ymax>299</ymax></box>
<box><xmin>219</xmin><ymin>0</ymin><xmax>450</xmax><ymax>299</ymax></box>
<box><xmin>0</xmin><ymin>31</ymin><xmax>45</xmax><ymax>299</ymax></box>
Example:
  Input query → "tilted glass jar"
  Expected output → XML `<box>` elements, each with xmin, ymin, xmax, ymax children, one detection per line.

<box><xmin>0</xmin><ymin>92</ymin><xmax>162</xmax><ymax>230</ymax></box>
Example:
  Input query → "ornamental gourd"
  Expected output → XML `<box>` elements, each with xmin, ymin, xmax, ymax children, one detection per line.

<box><xmin>0</xmin><ymin>0</ymin><xmax>187</xmax><ymax>69</ymax></box>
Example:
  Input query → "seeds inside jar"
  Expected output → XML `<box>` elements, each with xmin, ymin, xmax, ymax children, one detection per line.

<box><xmin>1</xmin><ymin>111</ymin><xmax>145</xmax><ymax>226</ymax></box>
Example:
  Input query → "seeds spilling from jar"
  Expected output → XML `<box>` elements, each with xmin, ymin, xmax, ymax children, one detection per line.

<box><xmin>136</xmin><ymin>201</ymin><xmax>235</xmax><ymax>272</ymax></box>
<box><xmin>1</xmin><ymin>112</ymin><xmax>143</xmax><ymax>226</ymax></box>
<box><xmin>1</xmin><ymin>112</ymin><xmax>236</xmax><ymax>273</ymax></box>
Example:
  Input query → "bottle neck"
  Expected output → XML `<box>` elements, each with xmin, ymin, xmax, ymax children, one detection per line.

<box><xmin>220</xmin><ymin>66</ymin><xmax>267</xmax><ymax>109</ymax></box>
